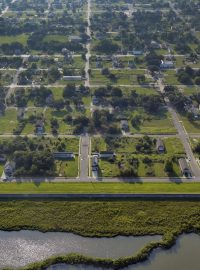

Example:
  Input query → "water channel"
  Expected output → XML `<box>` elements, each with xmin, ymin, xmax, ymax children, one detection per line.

<box><xmin>0</xmin><ymin>230</ymin><xmax>161</xmax><ymax>268</ymax></box>
<box><xmin>46</xmin><ymin>234</ymin><xmax>200</xmax><ymax>270</ymax></box>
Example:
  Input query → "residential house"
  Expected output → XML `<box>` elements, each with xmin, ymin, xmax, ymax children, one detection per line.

<box><xmin>160</xmin><ymin>60</ymin><xmax>174</xmax><ymax>69</ymax></box>
<box><xmin>53</xmin><ymin>152</ymin><xmax>75</xmax><ymax>160</ymax></box>
<box><xmin>121</xmin><ymin>120</ymin><xmax>129</xmax><ymax>132</ymax></box>
<box><xmin>156</xmin><ymin>139</ymin><xmax>165</xmax><ymax>153</ymax></box>
<box><xmin>99</xmin><ymin>151</ymin><xmax>116</xmax><ymax>160</ymax></box>
<box><xmin>92</xmin><ymin>155</ymin><xmax>99</xmax><ymax>171</ymax></box>
<box><xmin>35</xmin><ymin>120</ymin><xmax>45</xmax><ymax>135</ymax></box>
<box><xmin>63</xmin><ymin>76</ymin><xmax>82</xmax><ymax>81</ymax></box>
<box><xmin>150</xmin><ymin>41</ymin><xmax>161</xmax><ymax>49</ymax></box>
<box><xmin>132</xmin><ymin>50</ymin><xmax>143</xmax><ymax>56</ymax></box>
<box><xmin>69</xmin><ymin>36</ymin><xmax>82</xmax><ymax>42</ymax></box>
<box><xmin>178</xmin><ymin>158</ymin><xmax>192</xmax><ymax>177</ymax></box>
<box><xmin>4</xmin><ymin>161</ymin><xmax>15</xmax><ymax>178</ymax></box>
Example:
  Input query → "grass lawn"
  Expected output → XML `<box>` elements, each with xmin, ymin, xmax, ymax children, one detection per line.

<box><xmin>129</xmin><ymin>109</ymin><xmax>176</xmax><ymax>134</ymax></box>
<box><xmin>90</xmin><ymin>69</ymin><xmax>152</xmax><ymax>85</ymax></box>
<box><xmin>43</xmin><ymin>34</ymin><xmax>68</xmax><ymax>43</ymax></box>
<box><xmin>0</xmin><ymin>34</ymin><xmax>29</xmax><ymax>45</ymax></box>
<box><xmin>0</xmin><ymin>164</ymin><xmax>3</xmax><ymax>176</ymax></box>
<box><xmin>0</xmin><ymin>108</ymin><xmax>18</xmax><ymax>134</ymax></box>
<box><xmin>0</xmin><ymin>182</ymin><xmax>200</xmax><ymax>194</ymax></box>
<box><xmin>182</xmin><ymin>86</ymin><xmax>200</xmax><ymax>96</ymax></box>
<box><xmin>179</xmin><ymin>113</ymin><xmax>200</xmax><ymax>133</ymax></box>
<box><xmin>50</xmin><ymin>87</ymin><xmax>64</xmax><ymax>100</ymax></box>
<box><xmin>55</xmin><ymin>157</ymin><xmax>78</xmax><ymax>177</ymax></box>
<box><xmin>163</xmin><ymin>70</ymin><xmax>180</xmax><ymax>85</ymax></box>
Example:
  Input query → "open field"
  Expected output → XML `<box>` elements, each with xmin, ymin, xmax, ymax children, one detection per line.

<box><xmin>0</xmin><ymin>108</ymin><xmax>18</xmax><ymax>134</ymax></box>
<box><xmin>0</xmin><ymin>183</ymin><xmax>200</xmax><ymax>194</ymax></box>
<box><xmin>0</xmin><ymin>34</ymin><xmax>29</xmax><ymax>45</ymax></box>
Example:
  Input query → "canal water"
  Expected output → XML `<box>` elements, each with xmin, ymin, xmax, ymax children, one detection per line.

<box><xmin>47</xmin><ymin>234</ymin><xmax>200</xmax><ymax>270</ymax></box>
<box><xmin>0</xmin><ymin>230</ymin><xmax>161</xmax><ymax>268</ymax></box>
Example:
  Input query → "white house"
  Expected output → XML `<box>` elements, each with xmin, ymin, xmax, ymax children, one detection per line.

<box><xmin>63</xmin><ymin>76</ymin><xmax>82</xmax><ymax>81</ymax></box>
<box><xmin>160</xmin><ymin>60</ymin><xmax>174</xmax><ymax>69</ymax></box>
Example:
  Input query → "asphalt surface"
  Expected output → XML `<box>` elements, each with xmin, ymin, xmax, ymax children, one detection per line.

<box><xmin>6</xmin><ymin>176</ymin><xmax>200</xmax><ymax>183</ymax></box>
<box><xmin>79</xmin><ymin>135</ymin><xmax>90</xmax><ymax>180</ymax></box>
<box><xmin>158</xmin><ymin>79</ymin><xmax>200</xmax><ymax>177</ymax></box>
<box><xmin>0</xmin><ymin>193</ymin><xmax>199</xmax><ymax>199</ymax></box>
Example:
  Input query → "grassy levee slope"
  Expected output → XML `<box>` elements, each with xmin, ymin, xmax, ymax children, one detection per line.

<box><xmin>0</xmin><ymin>182</ymin><xmax>200</xmax><ymax>194</ymax></box>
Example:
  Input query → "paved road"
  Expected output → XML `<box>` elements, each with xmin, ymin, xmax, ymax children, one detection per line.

<box><xmin>0</xmin><ymin>133</ymin><xmax>179</xmax><ymax>138</ymax></box>
<box><xmin>4</xmin><ymin>175</ymin><xmax>200</xmax><ymax>183</ymax></box>
<box><xmin>0</xmin><ymin>193</ymin><xmax>199</xmax><ymax>199</ymax></box>
<box><xmin>79</xmin><ymin>135</ymin><xmax>90</xmax><ymax>180</ymax></box>
<box><xmin>158</xmin><ymin>79</ymin><xmax>200</xmax><ymax>177</ymax></box>
<box><xmin>84</xmin><ymin>0</ymin><xmax>91</xmax><ymax>88</ymax></box>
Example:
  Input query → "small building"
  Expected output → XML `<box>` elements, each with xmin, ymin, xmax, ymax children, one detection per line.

<box><xmin>69</xmin><ymin>36</ymin><xmax>82</xmax><ymax>42</ymax></box>
<box><xmin>160</xmin><ymin>60</ymin><xmax>174</xmax><ymax>69</ymax></box>
<box><xmin>0</xmin><ymin>155</ymin><xmax>6</xmax><ymax>163</ymax></box>
<box><xmin>150</xmin><ymin>41</ymin><xmax>161</xmax><ymax>49</ymax></box>
<box><xmin>92</xmin><ymin>96</ymin><xmax>99</xmax><ymax>105</ymax></box>
<box><xmin>92</xmin><ymin>155</ymin><xmax>99</xmax><ymax>171</ymax></box>
<box><xmin>156</xmin><ymin>139</ymin><xmax>165</xmax><ymax>153</ymax></box>
<box><xmin>4</xmin><ymin>161</ymin><xmax>15</xmax><ymax>179</ymax></box>
<box><xmin>96</xmin><ymin>61</ymin><xmax>103</xmax><ymax>68</ymax></box>
<box><xmin>53</xmin><ymin>152</ymin><xmax>75</xmax><ymax>160</ymax></box>
<box><xmin>99</xmin><ymin>151</ymin><xmax>116</xmax><ymax>160</ymax></box>
<box><xmin>132</xmin><ymin>50</ymin><xmax>143</xmax><ymax>56</ymax></box>
<box><xmin>63</xmin><ymin>76</ymin><xmax>82</xmax><ymax>81</ymax></box>
<box><xmin>35</xmin><ymin>120</ymin><xmax>45</xmax><ymax>135</ymax></box>
<box><xmin>178</xmin><ymin>158</ymin><xmax>192</xmax><ymax>177</ymax></box>
<box><xmin>121</xmin><ymin>120</ymin><xmax>129</xmax><ymax>132</ymax></box>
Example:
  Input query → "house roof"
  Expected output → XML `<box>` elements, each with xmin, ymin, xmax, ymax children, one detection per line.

<box><xmin>156</xmin><ymin>138</ymin><xmax>165</xmax><ymax>149</ymax></box>
<box><xmin>178</xmin><ymin>158</ymin><xmax>190</xmax><ymax>171</ymax></box>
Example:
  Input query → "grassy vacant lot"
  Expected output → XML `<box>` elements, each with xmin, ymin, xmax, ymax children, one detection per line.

<box><xmin>90</xmin><ymin>69</ymin><xmax>152</xmax><ymax>85</ymax></box>
<box><xmin>55</xmin><ymin>157</ymin><xmax>78</xmax><ymax>177</ymax></box>
<box><xmin>0</xmin><ymin>34</ymin><xmax>29</xmax><ymax>45</ymax></box>
<box><xmin>163</xmin><ymin>70</ymin><xmax>180</xmax><ymax>85</ymax></box>
<box><xmin>129</xmin><ymin>109</ymin><xmax>176</xmax><ymax>134</ymax></box>
<box><xmin>43</xmin><ymin>34</ymin><xmax>68</xmax><ymax>43</ymax></box>
<box><xmin>0</xmin><ymin>183</ymin><xmax>200</xmax><ymax>194</ymax></box>
<box><xmin>0</xmin><ymin>108</ymin><xmax>18</xmax><ymax>134</ymax></box>
<box><xmin>0</xmin><ymin>199</ymin><xmax>199</xmax><ymax>237</ymax></box>
<box><xmin>183</xmin><ymin>86</ymin><xmax>200</xmax><ymax>96</ymax></box>
<box><xmin>179</xmin><ymin>113</ymin><xmax>200</xmax><ymax>133</ymax></box>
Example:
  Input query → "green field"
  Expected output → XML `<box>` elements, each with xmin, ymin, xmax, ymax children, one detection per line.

<box><xmin>180</xmin><ymin>114</ymin><xmax>200</xmax><ymax>133</ymax></box>
<box><xmin>0</xmin><ymin>34</ymin><xmax>29</xmax><ymax>45</ymax></box>
<box><xmin>90</xmin><ymin>69</ymin><xmax>152</xmax><ymax>85</ymax></box>
<box><xmin>0</xmin><ymin>182</ymin><xmax>199</xmax><ymax>194</ymax></box>
<box><xmin>43</xmin><ymin>34</ymin><xmax>68</xmax><ymax>43</ymax></box>
<box><xmin>0</xmin><ymin>108</ymin><xmax>18</xmax><ymax>134</ymax></box>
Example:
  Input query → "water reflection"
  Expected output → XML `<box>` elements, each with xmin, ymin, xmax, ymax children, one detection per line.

<box><xmin>0</xmin><ymin>230</ymin><xmax>160</xmax><ymax>268</ymax></box>
<box><xmin>47</xmin><ymin>234</ymin><xmax>200</xmax><ymax>270</ymax></box>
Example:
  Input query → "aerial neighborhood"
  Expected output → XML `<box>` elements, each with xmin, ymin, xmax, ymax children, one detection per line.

<box><xmin>0</xmin><ymin>0</ymin><xmax>200</xmax><ymax>182</ymax></box>
<box><xmin>0</xmin><ymin>1</ymin><xmax>200</xmax><ymax>270</ymax></box>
